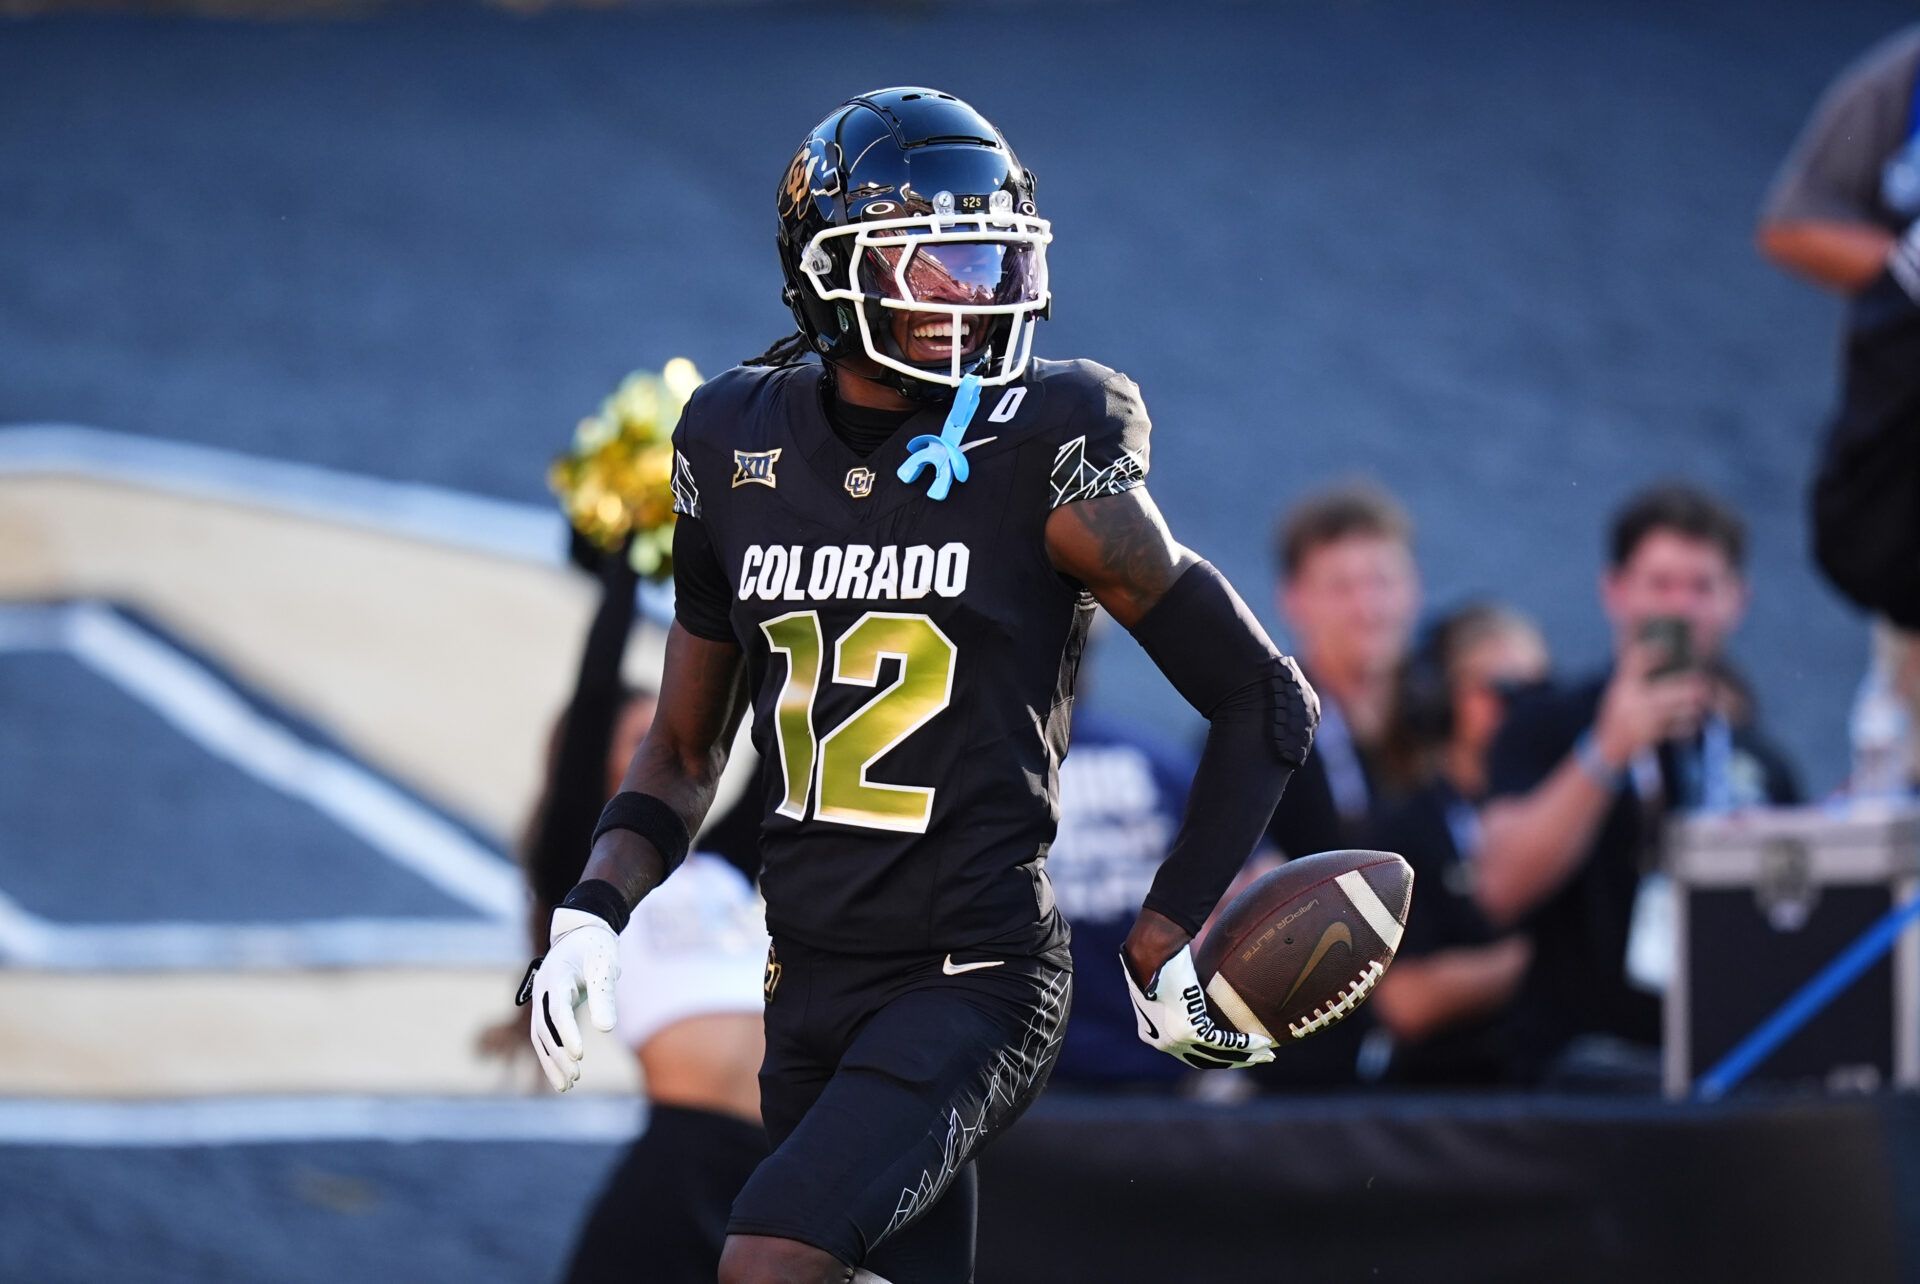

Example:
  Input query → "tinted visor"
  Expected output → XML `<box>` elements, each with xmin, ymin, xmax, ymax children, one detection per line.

<box><xmin>861</xmin><ymin>233</ymin><xmax>1042</xmax><ymax>307</ymax></box>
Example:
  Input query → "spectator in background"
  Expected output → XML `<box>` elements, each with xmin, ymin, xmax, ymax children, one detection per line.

<box><xmin>1046</xmin><ymin>629</ymin><xmax>1199</xmax><ymax>1093</ymax></box>
<box><xmin>1370</xmin><ymin>604</ymin><xmax>1546</xmax><ymax>1087</ymax></box>
<box><xmin>1755</xmin><ymin>24</ymin><xmax>1920</xmax><ymax>294</ymax></box>
<box><xmin>1808</xmin><ymin>226</ymin><xmax>1920</xmax><ymax>795</ymax></box>
<box><xmin>1759</xmin><ymin>28</ymin><xmax>1920</xmax><ymax>793</ymax></box>
<box><xmin>1474</xmin><ymin>485</ymin><xmax>1799</xmax><ymax>1087</ymax></box>
<box><xmin>1258</xmin><ymin>485</ymin><xmax>1420</xmax><ymax>1089</ymax></box>
<box><xmin>1265</xmin><ymin>485</ymin><xmax>1421</xmax><ymax>859</ymax></box>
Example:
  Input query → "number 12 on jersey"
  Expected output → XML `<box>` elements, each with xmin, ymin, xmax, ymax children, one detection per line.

<box><xmin>759</xmin><ymin>611</ymin><xmax>956</xmax><ymax>833</ymax></box>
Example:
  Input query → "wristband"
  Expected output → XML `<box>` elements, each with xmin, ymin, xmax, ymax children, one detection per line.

<box><xmin>1573</xmin><ymin>730</ymin><xmax>1624</xmax><ymax>790</ymax></box>
<box><xmin>558</xmin><ymin>878</ymin><xmax>632</xmax><ymax>936</ymax></box>
<box><xmin>591</xmin><ymin>791</ymin><xmax>692</xmax><ymax>876</ymax></box>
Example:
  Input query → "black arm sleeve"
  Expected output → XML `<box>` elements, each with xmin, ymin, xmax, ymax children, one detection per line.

<box><xmin>527</xmin><ymin>547</ymin><xmax>639</xmax><ymax>907</ymax></box>
<box><xmin>672</xmin><ymin>515</ymin><xmax>737</xmax><ymax>642</ymax></box>
<box><xmin>1129</xmin><ymin>560</ymin><xmax>1319</xmax><ymax>937</ymax></box>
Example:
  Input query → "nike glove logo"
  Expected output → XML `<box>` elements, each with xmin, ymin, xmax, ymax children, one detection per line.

<box><xmin>1131</xmin><ymin>999</ymin><xmax>1160</xmax><ymax>1040</ymax></box>
<box><xmin>942</xmin><ymin>954</ymin><xmax>1005</xmax><ymax>976</ymax></box>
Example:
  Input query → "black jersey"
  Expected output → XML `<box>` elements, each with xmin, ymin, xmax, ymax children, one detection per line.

<box><xmin>669</xmin><ymin>358</ymin><xmax>1152</xmax><ymax>957</ymax></box>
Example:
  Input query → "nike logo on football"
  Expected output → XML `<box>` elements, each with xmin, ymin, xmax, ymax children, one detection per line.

<box><xmin>942</xmin><ymin>954</ymin><xmax>1005</xmax><ymax>975</ymax></box>
<box><xmin>958</xmin><ymin>436</ymin><xmax>998</xmax><ymax>453</ymax></box>
<box><xmin>1283</xmin><ymin>921</ymin><xmax>1353</xmax><ymax>1006</ymax></box>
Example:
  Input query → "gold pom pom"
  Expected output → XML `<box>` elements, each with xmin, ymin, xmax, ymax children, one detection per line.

<box><xmin>549</xmin><ymin>360</ymin><xmax>703</xmax><ymax>582</ymax></box>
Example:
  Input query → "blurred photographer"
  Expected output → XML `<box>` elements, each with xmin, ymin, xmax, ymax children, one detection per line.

<box><xmin>1255</xmin><ymin>484</ymin><xmax>1420</xmax><ymax>1090</ymax></box>
<box><xmin>1369</xmin><ymin>603</ymin><xmax>1545</xmax><ymax>1086</ymax></box>
<box><xmin>1265</xmin><ymin>485</ymin><xmax>1421</xmax><ymax>860</ymax></box>
<box><xmin>1474</xmin><ymin>486</ymin><xmax>1799</xmax><ymax>1085</ymax></box>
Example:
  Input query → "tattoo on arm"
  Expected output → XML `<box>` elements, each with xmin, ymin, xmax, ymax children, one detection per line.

<box><xmin>1044</xmin><ymin>487</ymin><xmax>1198</xmax><ymax>627</ymax></box>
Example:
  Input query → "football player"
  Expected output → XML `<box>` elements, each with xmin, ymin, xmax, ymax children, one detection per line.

<box><xmin>524</xmin><ymin>88</ymin><xmax>1318</xmax><ymax>1284</ymax></box>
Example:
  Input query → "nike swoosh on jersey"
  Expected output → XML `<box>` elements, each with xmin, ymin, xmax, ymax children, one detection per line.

<box><xmin>1282</xmin><ymin>921</ymin><xmax>1353</xmax><ymax>1006</ymax></box>
<box><xmin>958</xmin><ymin>436</ymin><xmax>999</xmax><ymax>453</ymax></box>
<box><xmin>941</xmin><ymin>954</ymin><xmax>1006</xmax><ymax>975</ymax></box>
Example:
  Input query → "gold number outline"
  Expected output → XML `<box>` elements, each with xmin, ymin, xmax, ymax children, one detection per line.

<box><xmin>756</xmin><ymin>610</ymin><xmax>957</xmax><ymax>833</ymax></box>
<box><xmin>814</xmin><ymin>612</ymin><xmax>957</xmax><ymax>833</ymax></box>
<box><xmin>758</xmin><ymin>610</ymin><xmax>824</xmax><ymax>820</ymax></box>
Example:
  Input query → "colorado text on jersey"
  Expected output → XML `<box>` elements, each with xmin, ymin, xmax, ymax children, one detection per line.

<box><xmin>736</xmin><ymin>543</ymin><xmax>970</xmax><ymax>602</ymax></box>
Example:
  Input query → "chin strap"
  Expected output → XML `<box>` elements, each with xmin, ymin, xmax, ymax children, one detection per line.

<box><xmin>896</xmin><ymin>375</ymin><xmax>982</xmax><ymax>502</ymax></box>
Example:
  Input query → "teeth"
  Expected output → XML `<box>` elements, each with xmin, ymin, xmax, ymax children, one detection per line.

<box><xmin>911</xmin><ymin>319</ymin><xmax>972</xmax><ymax>341</ymax></box>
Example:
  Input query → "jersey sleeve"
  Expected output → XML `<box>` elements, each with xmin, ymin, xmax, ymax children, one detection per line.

<box><xmin>667</xmin><ymin>400</ymin><xmax>736</xmax><ymax>643</ymax></box>
<box><xmin>1760</xmin><ymin>31</ymin><xmax>1920</xmax><ymax>226</ymax></box>
<box><xmin>671</xmin><ymin>515</ymin><xmax>735</xmax><ymax>643</ymax></box>
<box><xmin>1047</xmin><ymin>370</ymin><xmax>1152</xmax><ymax>510</ymax></box>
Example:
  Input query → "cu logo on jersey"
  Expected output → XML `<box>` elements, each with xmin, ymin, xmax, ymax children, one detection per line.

<box><xmin>763</xmin><ymin>946</ymin><xmax>782</xmax><ymax>1003</ymax></box>
<box><xmin>844</xmin><ymin>467</ymin><xmax>875</xmax><ymax>498</ymax></box>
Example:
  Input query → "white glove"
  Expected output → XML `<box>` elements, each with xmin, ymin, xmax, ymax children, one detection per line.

<box><xmin>1121</xmin><ymin>945</ymin><xmax>1275</xmax><ymax>1069</ymax></box>
<box><xmin>527</xmin><ymin>908</ymin><xmax>621</xmax><ymax>1093</ymax></box>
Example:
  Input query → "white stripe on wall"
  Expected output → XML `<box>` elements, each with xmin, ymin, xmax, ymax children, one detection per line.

<box><xmin>0</xmin><ymin>1095</ymin><xmax>645</xmax><ymax>1147</ymax></box>
<box><xmin>0</xmin><ymin>601</ymin><xmax>522</xmax><ymax>921</ymax></box>
<box><xmin>0</xmin><ymin>602</ymin><xmax>528</xmax><ymax>967</ymax></box>
<box><xmin>0</xmin><ymin>423</ymin><xmax>565</xmax><ymax>566</ymax></box>
<box><xmin>0</xmin><ymin>890</ymin><xmax>519</xmax><ymax>969</ymax></box>
<box><xmin>0</xmin><ymin>423</ymin><xmax>675</xmax><ymax>620</ymax></box>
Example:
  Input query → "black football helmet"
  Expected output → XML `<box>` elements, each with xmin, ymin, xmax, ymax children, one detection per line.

<box><xmin>776</xmin><ymin>87</ymin><xmax>1051</xmax><ymax>400</ymax></box>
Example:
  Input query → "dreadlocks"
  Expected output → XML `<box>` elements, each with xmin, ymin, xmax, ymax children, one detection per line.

<box><xmin>743</xmin><ymin>331</ymin><xmax>815</xmax><ymax>368</ymax></box>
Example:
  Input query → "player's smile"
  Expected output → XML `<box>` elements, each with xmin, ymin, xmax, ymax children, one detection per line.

<box><xmin>893</xmin><ymin>311</ymin><xmax>986</xmax><ymax>365</ymax></box>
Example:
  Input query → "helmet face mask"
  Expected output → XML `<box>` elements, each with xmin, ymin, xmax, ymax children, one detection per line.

<box><xmin>776</xmin><ymin>88</ymin><xmax>1051</xmax><ymax>400</ymax></box>
<box><xmin>804</xmin><ymin>210</ymin><xmax>1051</xmax><ymax>389</ymax></box>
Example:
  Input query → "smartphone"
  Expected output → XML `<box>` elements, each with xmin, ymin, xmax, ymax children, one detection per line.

<box><xmin>1640</xmin><ymin>615</ymin><xmax>1693</xmax><ymax>678</ymax></box>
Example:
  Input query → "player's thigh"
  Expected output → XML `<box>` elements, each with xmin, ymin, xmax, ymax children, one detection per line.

<box><xmin>729</xmin><ymin>962</ymin><xmax>1068</xmax><ymax>1274</ymax></box>
<box><xmin>757</xmin><ymin>1025</ymin><xmax>834</xmax><ymax>1152</ymax></box>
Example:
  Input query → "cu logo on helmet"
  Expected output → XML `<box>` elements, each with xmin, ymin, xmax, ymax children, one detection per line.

<box><xmin>780</xmin><ymin>148</ymin><xmax>817</xmax><ymax>218</ymax></box>
<box><xmin>780</xmin><ymin>140</ymin><xmax>840</xmax><ymax>219</ymax></box>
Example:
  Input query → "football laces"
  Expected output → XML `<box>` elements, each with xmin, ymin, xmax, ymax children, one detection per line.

<box><xmin>1287</xmin><ymin>959</ymin><xmax>1387</xmax><ymax>1039</ymax></box>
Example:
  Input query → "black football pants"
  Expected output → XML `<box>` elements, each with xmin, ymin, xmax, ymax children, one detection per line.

<box><xmin>727</xmin><ymin>937</ymin><xmax>1071</xmax><ymax>1282</ymax></box>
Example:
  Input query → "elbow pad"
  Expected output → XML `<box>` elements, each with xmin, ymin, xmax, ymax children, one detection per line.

<box><xmin>1129</xmin><ymin>560</ymin><xmax>1319</xmax><ymax>767</ymax></box>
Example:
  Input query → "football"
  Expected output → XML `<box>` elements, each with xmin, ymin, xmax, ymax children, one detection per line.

<box><xmin>1194</xmin><ymin>849</ymin><xmax>1413</xmax><ymax>1045</ymax></box>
